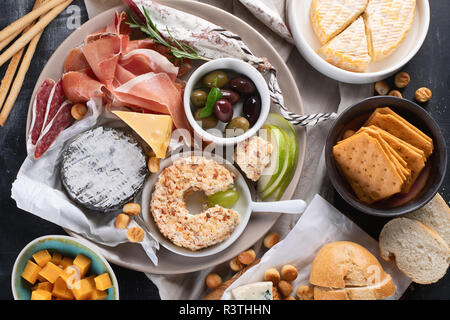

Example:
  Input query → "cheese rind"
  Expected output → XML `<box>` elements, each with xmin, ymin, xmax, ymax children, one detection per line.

<box><xmin>231</xmin><ymin>281</ymin><xmax>273</xmax><ymax>300</ymax></box>
<box><xmin>364</xmin><ymin>0</ymin><xmax>416</xmax><ymax>61</ymax></box>
<box><xmin>311</xmin><ymin>0</ymin><xmax>369</xmax><ymax>45</ymax></box>
<box><xmin>319</xmin><ymin>16</ymin><xmax>371</xmax><ymax>72</ymax></box>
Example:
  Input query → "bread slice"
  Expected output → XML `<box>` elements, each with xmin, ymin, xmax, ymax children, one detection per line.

<box><xmin>405</xmin><ymin>193</ymin><xmax>450</xmax><ymax>246</ymax></box>
<box><xmin>379</xmin><ymin>218</ymin><xmax>450</xmax><ymax>284</ymax></box>
<box><xmin>314</xmin><ymin>274</ymin><xmax>396</xmax><ymax>300</ymax></box>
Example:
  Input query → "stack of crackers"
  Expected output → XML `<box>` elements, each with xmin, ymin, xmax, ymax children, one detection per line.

<box><xmin>333</xmin><ymin>107</ymin><xmax>434</xmax><ymax>204</ymax></box>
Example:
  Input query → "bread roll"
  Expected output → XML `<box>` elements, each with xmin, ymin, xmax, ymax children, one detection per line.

<box><xmin>379</xmin><ymin>217</ymin><xmax>450</xmax><ymax>284</ymax></box>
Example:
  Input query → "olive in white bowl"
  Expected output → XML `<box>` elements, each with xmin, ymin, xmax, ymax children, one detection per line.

<box><xmin>184</xmin><ymin>58</ymin><xmax>270</xmax><ymax>146</ymax></box>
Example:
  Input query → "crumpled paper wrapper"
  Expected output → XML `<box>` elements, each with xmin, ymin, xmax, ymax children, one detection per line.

<box><xmin>221</xmin><ymin>194</ymin><xmax>412</xmax><ymax>300</ymax></box>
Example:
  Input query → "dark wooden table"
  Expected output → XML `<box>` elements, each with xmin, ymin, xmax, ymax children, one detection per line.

<box><xmin>0</xmin><ymin>0</ymin><xmax>448</xmax><ymax>300</ymax></box>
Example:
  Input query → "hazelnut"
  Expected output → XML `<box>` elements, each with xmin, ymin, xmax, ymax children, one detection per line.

<box><xmin>375</xmin><ymin>80</ymin><xmax>389</xmax><ymax>95</ymax></box>
<box><xmin>114</xmin><ymin>213</ymin><xmax>130</xmax><ymax>229</ymax></box>
<box><xmin>296</xmin><ymin>285</ymin><xmax>314</xmax><ymax>300</ymax></box>
<box><xmin>388</xmin><ymin>90</ymin><xmax>402</xmax><ymax>98</ymax></box>
<box><xmin>205</xmin><ymin>273</ymin><xmax>222</xmax><ymax>289</ymax></box>
<box><xmin>148</xmin><ymin>157</ymin><xmax>160</xmax><ymax>173</ymax></box>
<box><xmin>264</xmin><ymin>268</ymin><xmax>281</xmax><ymax>285</ymax></box>
<box><xmin>123</xmin><ymin>203</ymin><xmax>141</xmax><ymax>216</ymax></box>
<box><xmin>127</xmin><ymin>227</ymin><xmax>145</xmax><ymax>242</ymax></box>
<box><xmin>415</xmin><ymin>87</ymin><xmax>432</xmax><ymax>103</ymax></box>
<box><xmin>281</xmin><ymin>264</ymin><xmax>298</xmax><ymax>282</ymax></box>
<box><xmin>284</xmin><ymin>296</ymin><xmax>296</xmax><ymax>300</ymax></box>
<box><xmin>263</xmin><ymin>232</ymin><xmax>280</xmax><ymax>249</ymax></box>
<box><xmin>342</xmin><ymin>129</ymin><xmax>355</xmax><ymax>140</ymax></box>
<box><xmin>272</xmin><ymin>286</ymin><xmax>282</xmax><ymax>300</ymax></box>
<box><xmin>229</xmin><ymin>257</ymin><xmax>244</xmax><ymax>272</ymax></box>
<box><xmin>394</xmin><ymin>72</ymin><xmax>410</xmax><ymax>88</ymax></box>
<box><xmin>71</xmin><ymin>103</ymin><xmax>88</xmax><ymax>120</ymax></box>
<box><xmin>237</xmin><ymin>249</ymin><xmax>256</xmax><ymax>265</ymax></box>
<box><xmin>277</xmin><ymin>280</ymin><xmax>293</xmax><ymax>297</ymax></box>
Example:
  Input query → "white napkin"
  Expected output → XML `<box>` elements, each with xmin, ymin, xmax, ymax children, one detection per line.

<box><xmin>221</xmin><ymin>195</ymin><xmax>412</xmax><ymax>300</ymax></box>
<box><xmin>77</xmin><ymin>0</ymin><xmax>375</xmax><ymax>300</ymax></box>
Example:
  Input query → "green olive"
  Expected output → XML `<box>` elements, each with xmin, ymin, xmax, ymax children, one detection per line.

<box><xmin>203</xmin><ymin>70</ymin><xmax>229</xmax><ymax>88</ymax></box>
<box><xmin>190</xmin><ymin>89</ymin><xmax>208</xmax><ymax>108</ymax></box>
<box><xmin>194</xmin><ymin>108</ymin><xmax>218</xmax><ymax>129</ymax></box>
<box><xmin>207</xmin><ymin>188</ymin><xmax>239</xmax><ymax>208</ymax></box>
<box><xmin>225</xmin><ymin>116</ymin><xmax>250</xmax><ymax>137</ymax></box>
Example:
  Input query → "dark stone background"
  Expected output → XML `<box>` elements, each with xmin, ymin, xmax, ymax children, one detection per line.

<box><xmin>0</xmin><ymin>0</ymin><xmax>448</xmax><ymax>300</ymax></box>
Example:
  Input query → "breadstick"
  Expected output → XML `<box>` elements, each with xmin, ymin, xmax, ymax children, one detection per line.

<box><xmin>0</xmin><ymin>0</ymin><xmax>45</xmax><ymax>113</ymax></box>
<box><xmin>0</xmin><ymin>0</ymin><xmax>68</xmax><ymax>43</ymax></box>
<box><xmin>0</xmin><ymin>29</ymin><xmax>22</xmax><ymax>52</ymax></box>
<box><xmin>0</xmin><ymin>0</ymin><xmax>72</xmax><ymax>68</ymax></box>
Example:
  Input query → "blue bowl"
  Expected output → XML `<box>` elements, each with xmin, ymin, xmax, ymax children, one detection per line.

<box><xmin>12</xmin><ymin>235</ymin><xmax>119</xmax><ymax>300</ymax></box>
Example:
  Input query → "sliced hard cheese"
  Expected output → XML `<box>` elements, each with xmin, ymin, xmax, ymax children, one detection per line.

<box><xmin>113</xmin><ymin>111</ymin><xmax>173</xmax><ymax>159</ymax></box>
<box><xmin>311</xmin><ymin>0</ymin><xmax>368</xmax><ymax>45</ymax></box>
<box><xmin>319</xmin><ymin>17</ymin><xmax>371</xmax><ymax>72</ymax></box>
<box><xmin>364</xmin><ymin>0</ymin><xmax>416</xmax><ymax>61</ymax></box>
<box><xmin>231</xmin><ymin>282</ymin><xmax>273</xmax><ymax>300</ymax></box>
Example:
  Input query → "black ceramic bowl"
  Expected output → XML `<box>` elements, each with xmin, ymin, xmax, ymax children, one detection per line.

<box><xmin>325</xmin><ymin>96</ymin><xmax>447</xmax><ymax>217</ymax></box>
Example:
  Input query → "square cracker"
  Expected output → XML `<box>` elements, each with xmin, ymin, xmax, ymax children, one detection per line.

<box><xmin>369</xmin><ymin>126</ymin><xmax>426</xmax><ymax>193</ymax></box>
<box><xmin>365</xmin><ymin>113</ymin><xmax>433</xmax><ymax>158</ymax></box>
<box><xmin>333</xmin><ymin>132</ymin><xmax>404</xmax><ymax>204</ymax></box>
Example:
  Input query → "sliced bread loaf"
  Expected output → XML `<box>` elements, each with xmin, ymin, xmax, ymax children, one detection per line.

<box><xmin>379</xmin><ymin>217</ymin><xmax>450</xmax><ymax>284</ymax></box>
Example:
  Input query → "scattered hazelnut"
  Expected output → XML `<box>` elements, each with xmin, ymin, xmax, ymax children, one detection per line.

<box><xmin>71</xmin><ymin>103</ymin><xmax>88</xmax><ymax>120</ymax></box>
<box><xmin>264</xmin><ymin>268</ymin><xmax>281</xmax><ymax>285</ymax></box>
<box><xmin>388</xmin><ymin>90</ymin><xmax>402</xmax><ymax>98</ymax></box>
<box><xmin>126</xmin><ymin>227</ymin><xmax>145</xmax><ymax>242</ymax></box>
<box><xmin>394</xmin><ymin>72</ymin><xmax>410</xmax><ymax>88</ymax></box>
<box><xmin>342</xmin><ymin>129</ymin><xmax>356</xmax><ymax>140</ymax></box>
<box><xmin>277</xmin><ymin>280</ymin><xmax>293</xmax><ymax>297</ymax></box>
<box><xmin>123</xmin><ymin>203</ymin><xmax>141</xmax><ymax>216</ymax></box>
<box><xmin>415</xmin><ymin>87</ymin><xmax>432</xmax><ymax>103</ymax></box>
<box><xmin>281</xmin><ymin>264</ymin><xmax>298</xmax><ymax>282</ymax></box>
<box><xmin>296</xmin><ymin>285</ymin><xmax>314</xmax><ymax>300</ymax></box>
<box><xmin>114</xmin><ymin>213</ymin><xmax>130</xmax><ymax>229</ymax></box>
<box><xmin>284</xmin><ymin>296</ymin><xmax>296</xmax><ymax>300</ymax></box>
<box><xmin>205</xmin><ymin>273</ymin><xmax>222</xmax><ymax>289</ymax></box>
<box><xmin>148</xmin><ymin>157</ymin><xmax>160</xmax><ymax>173</ymax></box>
<box><xmin>229</xmin><ymin>257</ymin><xmax>244</xmax><ymax>272</ymax></box>
<box><xmin>272</xmin><ymin>286</ymin><xmax>282</xmax><ymax>300</ymax></box>
<box><xmin>237</xmin><ymin>249</ymin><xmax>256</xmax><ymax>265</ymax></box>
<box><xmin>375</xmin><ymin>80</ymin><xmax>389</xmax><ymax>95</ymax></box>
<box><xmin>263</xmin><ymin>232</ymin><xmax>280</xmax><ymax>249</ymax></box>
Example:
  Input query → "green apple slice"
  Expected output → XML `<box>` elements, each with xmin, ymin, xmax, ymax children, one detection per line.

<box><xmin>256</xmin><ymin>125</ymin><xmax>287</xmax><ymax>194</ymax></box>
<box><xmin>260</xmin><ymin>114</ymin><xmax>299</xmax><ymax>201</ymax></box>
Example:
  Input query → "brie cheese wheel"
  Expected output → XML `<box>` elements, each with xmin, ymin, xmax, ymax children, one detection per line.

<box><xmin>231</xmin><ymin>282</ymin><xmax>273</xmax><ymax>300</ymax></box>
<box><xmin>319</xmin><ymin>16</ymin><xmax>371</xmax><ymax>72</ymax></box>
<box><xmin>310</xmin><ymin>0</ymin><xmax>369</xmax><ymax>45</ymax></box>
<box><xmin>364</xmin><ymin>0</ymin><xmax>416</xmax><ymax>61</ymax></box>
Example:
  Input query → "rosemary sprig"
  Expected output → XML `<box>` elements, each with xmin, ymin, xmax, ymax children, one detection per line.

<box><xmin>127</xmin><ymin>6</ymin><xmax>210</xmax><ymax>62</ymax></box>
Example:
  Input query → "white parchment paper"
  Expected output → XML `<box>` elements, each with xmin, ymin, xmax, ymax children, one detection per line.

<box><xmin>221</xmin><ymin>194</ymin><xmax>412</xmax><ymax>300</ymax></box>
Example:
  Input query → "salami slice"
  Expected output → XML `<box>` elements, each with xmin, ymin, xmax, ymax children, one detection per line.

<box><xmin>34</xmin><ymin>101</ymin><xmax>74</xmax><ymax>159</ymax></box>
<box><xmin>43</xmin><ymin>79</ymin><xmax>65</xmax><ymax>128</ymax></box>
<box><xmin>28</xmin><ymin>79</ymin><xmax>55</xmax><ymax>149</ymax></box>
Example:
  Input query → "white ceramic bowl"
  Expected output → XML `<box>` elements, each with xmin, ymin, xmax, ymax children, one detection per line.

<box><xmin>183</xmin><ymin>58</ymin><xmax>270</xmax><ymax>146</ymax></box>
<box><xmin>287</xmin><ymin>0</ymin><xmax>430</xmax><ymax>84</ymax></box>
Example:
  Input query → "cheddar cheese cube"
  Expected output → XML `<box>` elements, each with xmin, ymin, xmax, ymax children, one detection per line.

<box><xmin>60</xmin><ymin>257</ymin><xmax>74</xmax><ymax>269</ymax></box>
<box><xmin>38</xmin><ymin>262</ymin><xmax>63</xmax><ymax>283</ymax></box>
<box><xmin>32</xmin><ymin>250</ymin><xmax>52</xmax><ymax>267</ymax></box>
<box><xmin>73</xmin><ymin>254</ymin><xmax>91</xmax><ymax>278</ymax></box>
<box><xmin>72</xmin><ymin>276</ymin><xmax>96</xmax><ymax>300</ymax></box>
<box><xmin>37</xmin><ymin>274</ymin><xmax>47</xmax><ymax>283</ymax></box>
<box><xmin>31</xmin><ymin>289</ymin><xmax>52</xmax><ymax>300</ymax></box>
<box><xmin>60</xmin><ymin>265</ymin><xmax>81</xmax><ymax>288</ymax></box>
<box><xmin>52</xmin><ymin>277</ymin><xmax>75</xmax><ymax>300</ymax></box>
<box><xmin>32</xmin><ymin>281</ymin><xmax>53</xmax><ymax>292</ymax></box>
<box><xmin>51</xmin><ymin>252</ymin><xmax>63</xmax><ymax>265</ymax></box>
<box><xmin>21</xmin><ymin>260</ymin><xmax>42</xmax><ymax>285</ymax></box>
<box><xmin>94</xmin><ymin>273</ymin><xmax>113</xmax><ymax>291</ymax></box>
<box><xmin>91</xmin><ymin>289</ymin><xmax>108</xmax><ymax>300</ymax></box>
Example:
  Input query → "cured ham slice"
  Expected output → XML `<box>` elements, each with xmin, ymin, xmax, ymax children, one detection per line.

<box><xmin>62</xmin><ymin>71</ymin><xmax>105</xmax><ymax>103</ymax></box>
<box><xmin>34</xmin><ymin>101</ymin><xmax>73</xmax><ymax>159</ymax></box>
<box><xmin>43</xmin><ymin>80</ymin><xmax>65</xmax><ymax>127</ymax></box>
<box><xmin>29</xmin><ymin>79</ymin><xmax>55</xmax><ymax>148</ymax></box>
<box><xmin>106</xmin><ymin>11</ymin><xmax>130</xmax><ymax>35</ymax></box>
<box><xmin>82</xmin><ymin>34</ymin><xmax>122</xmax><ymax>86</ymax></box>
<box><xmin>114</xmin><ymin>73</ymin><xmax>191</xmax><ymax>131</ymax></box>
<box><xmin>64</xmin><ymin>47</ymin><xmax>90</xmax><ymax>73</ymax></box>
<box><xmin>119</xmin><ymin>49</ymin><xmax>179</xmax><ymax>81</ymax></box>
<box><xmin>113</xmin><ymin>64</ymin><xmax>136</xmax><ymax>87</ymax></box>
<box><xmin>124</xmin><ymin>39</ymin><xmax>155</xmax><ymax>53</ymax></box>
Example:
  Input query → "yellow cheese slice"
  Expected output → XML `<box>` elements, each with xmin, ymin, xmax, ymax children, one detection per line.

<box><xmin>364</xmin><ymin>0</ymin><xmax>416</xmax><ymax>61</ymax></box>
<box><xmin>319</xmin><ymin>16</ymin><xmax>371</xmax><ymax>72</ymax></box>
<box><xmin>112</xmin><ymin>111</ymin><xmax>173</xmax><ymax>159</ymax></box>
<box><xmin>310</xmin><ymin>0</ymin><xmax>369</xmax><ymax>45</ymax></box>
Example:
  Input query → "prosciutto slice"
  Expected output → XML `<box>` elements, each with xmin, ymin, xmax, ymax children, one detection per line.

<box><xmin>119</xmin><ymin>49</ymin><xmax>179</xmax><ymax>81</ymax></box>
<box><xmin>62</xmin><ymin>71</ymin><xmax>105</xmax><ymax>103</ymax></box>
<box><xmin>29</xmin><ymin>79</ymin><xmax>55</xmax><ymax>147</ymax></box>
<box><xmin>114</xmin><ymin>72</ymin><xmax>191</xmax><ymax>131</ymax></box>
<box><xmin>34</xmin><ymin>101</ymin><xmax>73</xmax><ymax>159</ymax></box>
<box><xmin>64</xmin><ymin>47</ymin><xmax>90</xmax><ymax>73</ymax></box>
<box><xmin>81</xmin><ymin>34</ymin><xmax>122</xmax><ymax>86</ymax></box>
<box><xmin>124</xmin><ymin>39</ymin><xmax>155</xmax><ymax>53</ymax></box>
